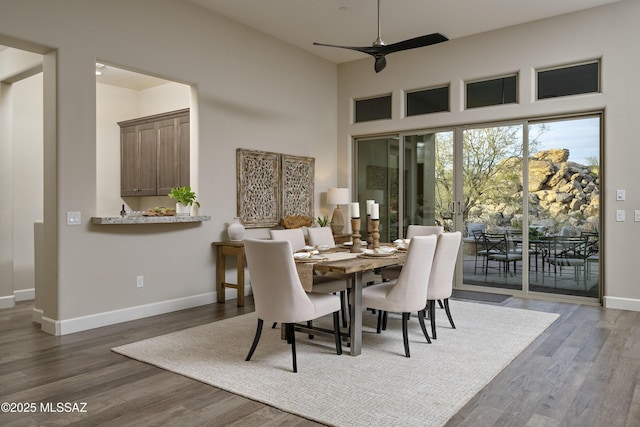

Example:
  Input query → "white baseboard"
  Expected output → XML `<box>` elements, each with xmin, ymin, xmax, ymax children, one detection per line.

<box><xmin>32</xmin><ymin>307</ymin><xmax>43</xmax><ymax>324</ymax></box>
<box><xmin>15</xmin><ymin>288</ymin><xmax>35</xmax><ymax>302</ymax></box>
<box><xmin>0</xmin><ymin>294</ymin><xmax>15</xmax><ymax>309</ymax></box>
<box><xmin>40</xmin><ymin>291</ymin><xmax>219</xmax><ymax>336</ymax></box>
<box><xmin>603</xmin><ymin>296</ymin><xmax>640</xmax><ymax>312</ymax></box>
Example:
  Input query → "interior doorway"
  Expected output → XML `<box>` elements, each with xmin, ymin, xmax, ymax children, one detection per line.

<box><xmin>0</xmin><ymin>45</ymin><xmax>44</xmax><ymax>308</ymax></box>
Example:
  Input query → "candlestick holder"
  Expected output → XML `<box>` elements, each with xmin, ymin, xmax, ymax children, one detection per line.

<box><xmin>366</xmin><ymin>214</ymin><xmax>373</xmax><ymax>245</ymax></box>
<box><xmin>350</xmin><ymin>218</ymin><xmax>362</xmax><ymax>253</ymax></box>
<box><xmin>371</xmin><ymin>219</ymin><xmax>380</xmax><ymax>249</ymax></box>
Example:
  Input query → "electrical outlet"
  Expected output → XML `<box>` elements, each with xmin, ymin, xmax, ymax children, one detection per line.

<box><xmin>136</xmin><ymin>275</ymin><xmax>144</xmax><ymax>288</ymax></box>
<box><xmin>616</xmin><ymin>189</ymin><xmax>626</xmax><ymax>201</ymax></box>
<box><xmin>616</xmin><ymin>210</ymin><xmax>625</xmax><ymax>222</ymax></box>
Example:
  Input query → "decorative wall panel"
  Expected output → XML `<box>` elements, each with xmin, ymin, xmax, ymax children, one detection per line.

<box><xmin>237</xmin><ymin>149</ymin><xmax>314</xmax><ymax>228</ymax></box>
<box><xmin>282</xmin><ymin>155</ymin><xmax>314</xmax><ymax>218</ymax></box>
<box><xmin>237</xmin><ymin>150</ymin><xmax>281</xmax><ymax>228</ymax></box>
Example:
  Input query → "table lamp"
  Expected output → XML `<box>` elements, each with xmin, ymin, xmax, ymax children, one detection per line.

<box><xmin>327</xmin><ymin>187</ymin><xmax>349</xmax><ymax>234</ymax></box>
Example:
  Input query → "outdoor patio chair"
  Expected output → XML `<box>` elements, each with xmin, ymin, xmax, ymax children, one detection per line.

<box><xmin>546</xmin><ymin>235</ymin><xmax>590</xmax><ymax>287</ymax></box>
<box><xmin>484</xmin><ymin>233</ymin><xmax>523</xmax><ymax>276</ymax></box>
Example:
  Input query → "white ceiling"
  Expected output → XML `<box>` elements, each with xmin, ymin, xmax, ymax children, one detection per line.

<box><xmin>183</xmin><ymin>0</ymin><xmax>623</xmax><ymax>64</ymax></box>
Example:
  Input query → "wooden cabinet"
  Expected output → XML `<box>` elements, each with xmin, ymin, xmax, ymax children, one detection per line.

<box><xmin>118</xmin><ymin>109</ymin><xmax>189</xmax><ymax>197</ymax></box>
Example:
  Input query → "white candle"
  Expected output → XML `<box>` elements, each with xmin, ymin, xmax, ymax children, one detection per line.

<box><xmin>351</xmin><ymin>202</ymin><xmax>360</xmax><ymax>218</ymax></box>
<box><xmin>371</xmin><ymin>203</ymin><xmax>379</xmax><ymax>220</ymax></box>
<box><xmin>366</xmin><ymin>200</ymin><xmax>374</xmax><ymax>215</ymax></box>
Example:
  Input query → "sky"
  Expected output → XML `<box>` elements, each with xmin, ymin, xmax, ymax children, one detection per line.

<box><xmin>532</xmin><ymin>116</ymin><xmax>600</xmax><ymax>165</ymax></box>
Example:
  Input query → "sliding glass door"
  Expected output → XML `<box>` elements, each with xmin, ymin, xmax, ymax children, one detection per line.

<box><xmin>355</xmin><ymin>136</ymin><xmax>399</xmax><ymax>243</ymax></box>
<box><xmin>355</xmin><ymin>114</ymin><xmax>601</xmax><ymax>301</ymax></box>
<box><xmin>402</xmin><ymin>132</ymin><xmax>454</xmax><ymax>236</ymax></box>
<box><xmin>461</xmin><ymin>124</ymin><xmax>524</xmax><ymax>290</ymax></box>
<box><xmin>526</xmin><ymin>117</ymin><xmax>601</xmax><ymax>298</ymax></box>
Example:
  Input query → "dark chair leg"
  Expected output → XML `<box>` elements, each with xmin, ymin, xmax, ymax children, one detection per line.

<box><xmin>438</xmin><ymin>299</ymin><xmax>444</xmax><ymax>309</ymax></box>
<box><xmin>340</xmin><ymin>290</ymin><xmax>347</xmax><ymax>328</ymax></box>
<box><xmin>402</xmin><ymin>312</ymin><xmax>411</xmax><ymax>357</ymax></box>
<box><xmin>246</xmin><ymin>318</ymin><xmax>263</xmax><ymax>361</ymax></box>
<box><xmin>382</xmin><ymin>311</ymin><xmax>388</xmax><ymax>330</ymax></box>
<box><xmin>332</xmin><ymin>311</ymin><xmax>342</xmax><ymax>355</ymax></box>
<box><xmin>271</xmin><ymin>322</ymin><xmax>277</xmax><ymax>329</ymax></box>
<box><xmin>286</xmin><ymin>323</ymin><xmax>297</xmax><ymax>373</ymax></box>
<box><xmin>429</xmin><ymin>299</ymin><xmax>437</xmax><ymax>339</ymax></box>
<box><xmin>306</xmin><ymin>320</ymin><xmax>315</xmax><ymax>339</ymax></box>
<box><xmin>417</xmin><ymin>309</ymin><xmax>432</xmax><ymax>343</ymax></box>
<box><xmin>443</xmin><ymin>298</ymin><xmax>456</xmax><ymax>329</ymax></box>
<box><xmin>376</xmin><ymin>310</ymin><xmax>383</xmax><ymax>333</ymax></box>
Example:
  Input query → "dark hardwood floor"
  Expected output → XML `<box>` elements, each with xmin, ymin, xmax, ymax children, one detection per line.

<box><xmin>1</xmin><ymin>293</ymin><xmax>639</xmax><ymax>426</ymax></box>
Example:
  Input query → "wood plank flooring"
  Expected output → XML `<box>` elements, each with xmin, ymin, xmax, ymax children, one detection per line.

<box><xmin>1</xmin><ymin>293</ymin><xmax>639</xmax><ymax>426</ymax></box>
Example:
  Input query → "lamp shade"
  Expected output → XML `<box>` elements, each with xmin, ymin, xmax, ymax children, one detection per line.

<box><xmin>326</xmin><ymin>187</ymin><xmax>349</xmax><ymax>205</ymax></box>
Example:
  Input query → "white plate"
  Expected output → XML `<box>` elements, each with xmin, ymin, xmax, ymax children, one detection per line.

<box><xmin>362</xmin><ymin>247</ymin><xmax>397</xmax><ymax>256</ymax></box>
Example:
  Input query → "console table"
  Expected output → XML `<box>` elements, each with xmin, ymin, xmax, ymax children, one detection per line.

<box><xmin>212</xmin><ymin>241</ymin><xmax>246</xmax><ymax>307</ymax></box>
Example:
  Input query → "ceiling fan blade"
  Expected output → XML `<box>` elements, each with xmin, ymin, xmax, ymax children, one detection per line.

<box><xmin>382</xmin><ymin>33</ymin><xmax>449</xmax><ymax>54</ymax></box>
<box><xmin>374</xmin><ymin>55</ymin><xmax>387</xmax><ymax>73</ymax></box>
<box><xmin>313</xmin><ymin>42</ymin><xmax>380</xmax><ymax>56</ymax></box>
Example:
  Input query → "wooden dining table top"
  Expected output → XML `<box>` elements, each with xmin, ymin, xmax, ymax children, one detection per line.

<box><xmin>312</xmin><ymin>249</ymin><xmax>406</xmax><ymax>274</ymax></box>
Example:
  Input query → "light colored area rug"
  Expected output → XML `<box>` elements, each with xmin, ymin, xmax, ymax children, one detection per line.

<box><xmin>112</xmin><ymin>300</ymin><xmax>558</xmax><ymax>426</ymax></box>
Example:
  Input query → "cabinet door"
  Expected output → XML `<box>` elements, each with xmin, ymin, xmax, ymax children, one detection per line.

<box><xmin>120</xmin><ymin>125</ymin><xmax>139</xmax><ymax>196</ymax></box>
<box><xmin>157</xmin><ymin>118</ymin><xmax>179</xmax><ymax>195</ymax></box>
<box><xmin>136</xmin><ymin>122</ymin><xmax>158</xmax><ymax>196</ymax></box>
<box><xmin>178</xmin><ymin>115</ymin><xmax>190</xmax><ymax>187</ymax></box>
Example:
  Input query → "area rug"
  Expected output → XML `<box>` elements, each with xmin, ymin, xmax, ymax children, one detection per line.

<box><xmin>112</xmin><ymin>301</ymin><xmax>558</xmax><ymax>426</ymax></box>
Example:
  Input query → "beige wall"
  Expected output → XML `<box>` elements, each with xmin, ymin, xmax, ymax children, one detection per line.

<box><xmin>0</xmin><ymin>0</ymin><xmax>338</xmax><ymax>333</ymax></box>
<box><xmin>337</xmin><ymin>0</ymin><xmax>640</xmax><ymax>309</ymax></box>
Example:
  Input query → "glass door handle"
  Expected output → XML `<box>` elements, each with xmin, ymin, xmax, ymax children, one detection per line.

<box><xmin>449</xmin><ymin>201</ymin><xmax>463</xmax><ymax>215</ymax></box>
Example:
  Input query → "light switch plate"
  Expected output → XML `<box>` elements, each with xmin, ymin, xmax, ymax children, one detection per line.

<box><xmin>616</xmin><ymin>189</ymin><xmax>626</xmax><ymax>201</ymax></box>
<box><xmin>67</xmin><ymin>211</ymin><xmax>81</xmax><ymax>225</ymax></box>
<box><xmin>635</xmin><ymin>210</ymin><xmax>640</xmax><ymax>222</ymax></box>
<box><xmin>616</xmin><ymin>210</ymin><xmax>625</xmax><ymax>222</ymax></box>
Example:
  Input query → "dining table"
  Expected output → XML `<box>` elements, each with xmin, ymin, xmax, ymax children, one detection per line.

<box><xmin>296</xmin><ymin>247</ymin><xmax>406</xmax><ymax>356</ymax></box>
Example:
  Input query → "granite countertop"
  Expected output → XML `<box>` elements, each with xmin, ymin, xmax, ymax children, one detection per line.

<box><xmin>91</xmin><ymin>215</ymin><xmax>211</xmax><ymax>225</ymax></box>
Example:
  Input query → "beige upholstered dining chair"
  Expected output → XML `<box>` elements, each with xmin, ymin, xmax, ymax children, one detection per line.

<box><xmin>421</xmin><ymin>232</ymin><xmax>462</xmax><ymax>340</ymax></box>
<box><xmin>307</xmin><ymin>226</ymin><xmax>336</xmax><ymax>248</ymax></box>
<box><xmin>406</xmin><ymin>225</ymin><xmax>444</xmax><ymax>238</ymax></box>
<box><xmin>269</xmin><ymin>228</ymin><xmax>307</xmax><ymax>252</ymax></box>
<box><xmin>243</xmin><ymin>239</ymin><xmax>342</xmax><ymax>373</ymax></box>
<box><xmin>270</xmin><ymin>227</ymin><xmax>349</xmax><ymax>326</ymax></box>
<box><xmin>361</xmin><ymin>235</ymin><xmax>437</xmax><ymax>357</ymax></box>
<box><xmin>380</xmin><ymin>225</ymin><xmax>443</xmax><ymax>282</ymax></box>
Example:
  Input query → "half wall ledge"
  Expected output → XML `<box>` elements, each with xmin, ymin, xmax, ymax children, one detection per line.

<box><xmin>91</xmin><ymin>216</ymin><xmax>211</xmax><ymax>225</ymax></box>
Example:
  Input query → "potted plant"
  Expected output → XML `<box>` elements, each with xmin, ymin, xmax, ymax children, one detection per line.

<box><xmin>316</xmin><ymin>215</ymin><xmax>329</xmax><ymax>227</ymax></box>
<box><xmin>168</xmin><ymin>186</ymin><xmax>200</xmax><ymax>216</ymax></box>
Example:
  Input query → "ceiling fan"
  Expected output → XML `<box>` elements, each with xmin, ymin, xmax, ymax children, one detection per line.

<box><xmin>313</xmin><ymin>0</ymin><xmax>448</xmax><ymax>73</ymax></box>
